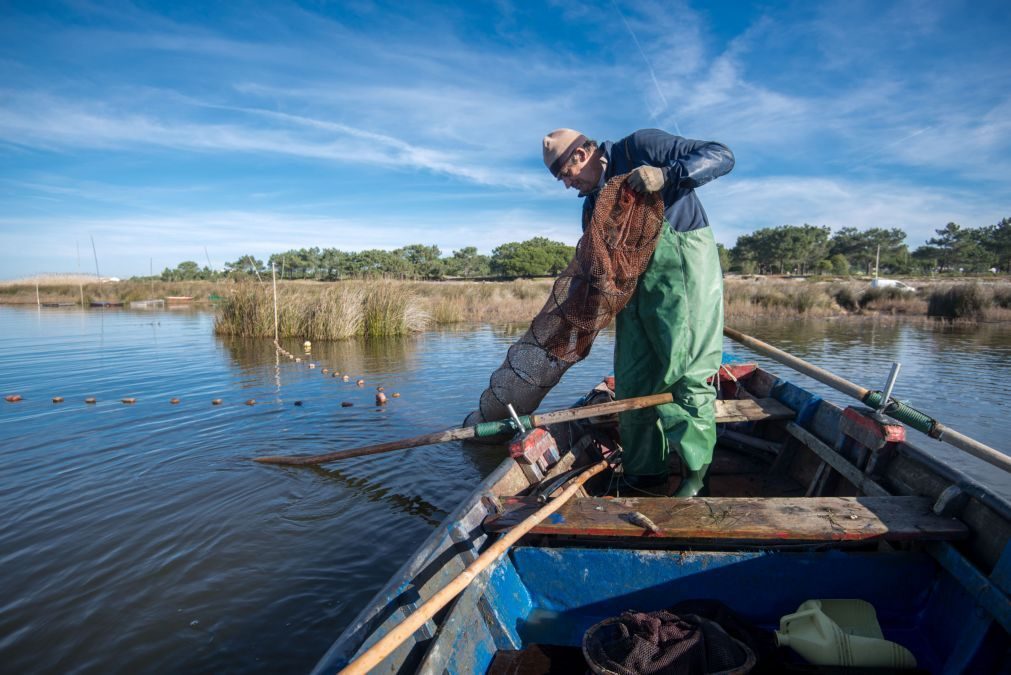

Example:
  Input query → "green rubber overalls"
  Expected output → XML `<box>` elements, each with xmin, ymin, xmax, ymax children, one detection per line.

<box><xmin>614</xmin><ymin>223</ymin><xmax>724</xmax><ymax>481</ymax></box>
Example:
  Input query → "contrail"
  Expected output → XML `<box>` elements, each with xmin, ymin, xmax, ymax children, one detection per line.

<box><xmin>611</xmin><ymin>0</ymin><xmax>681</xmax><ymax>134</ymax></box>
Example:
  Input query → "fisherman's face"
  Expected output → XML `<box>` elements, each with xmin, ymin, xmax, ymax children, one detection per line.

<box><xmin>557</xmin><ymin>147</ymin><xmax>601</xmax><ymax>196</ymax></box>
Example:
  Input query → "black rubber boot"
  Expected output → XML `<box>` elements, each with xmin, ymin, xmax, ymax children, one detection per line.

<box><xmin>673</xmin><ymin>462</ymin><xmax>711</xmax><ymax>498</ymax></box>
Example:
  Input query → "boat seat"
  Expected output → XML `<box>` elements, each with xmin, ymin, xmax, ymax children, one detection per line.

<box><xmin>484</xmin><ymin>496</ymin><xmax>968</xmax><ymax>543</ymax></box>
<box><xmin>714</xmin><ymin>397</ymin><xmax>795</xmax><ymax>424</ymax></box>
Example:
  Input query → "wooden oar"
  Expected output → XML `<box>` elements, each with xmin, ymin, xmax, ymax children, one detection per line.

<box><xmin>338</xmin><ymin>458</ymin><xmax>609</xmax><ymax>675</ymax></box>
<box><xmin>254</xmin><ymin>393</ymin><xmax>672</xmax><ymax>466</ymax></box>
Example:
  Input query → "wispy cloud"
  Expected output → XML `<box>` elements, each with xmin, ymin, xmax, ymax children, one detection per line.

<box><xmin>0</xmin><ymin>0</ymin><xmax>1008</xmax><ymax>277</ymax></box>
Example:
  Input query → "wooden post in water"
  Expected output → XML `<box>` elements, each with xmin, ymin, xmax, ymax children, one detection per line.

<box><xmin>77</xmin><ymin>241</ymin><xmax>85</xmax><ymax>307</ymax></box>
<box><xmin>35</xmin><ymin>282</ymin><xmax>40</xmax><ymax>308</ymax></box>
<box><xmin>271</xmin><ymin>262</ymin><xmax>279</xmax><ymax>343</ymax></box>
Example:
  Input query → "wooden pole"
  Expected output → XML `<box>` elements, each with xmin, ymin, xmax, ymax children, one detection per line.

<box><xmin>254</xmin><ymin>393</ymin><xmax>673</xmax><ymax>466</ymax></box>
<box><xmin>723</xmin><ymin>326</ymin><xmax>1011</xmax><ymax>473</ymax></box>
<box><xmin>271</xmin><ymin>262</ymin><xmax>279</xmax><ymax>343</ymax></box>
<box><xmin>35</xmin><ymin>282</ymin><xmax>40</xmax><ymax>308</ymax></box>
<box><xmin>338</xmin><ymin>459</ymin><xmax>609</xmax><ymax>675</ymax></box>
<box><xmin>77</xmin><ymin>241</ymin><xmax>84</xmax><ymax>307</ymax></box>
<box><xmin>90</xmin><ymin>235</ymin><xmax>101</xmax><ymax>281</ymax></box>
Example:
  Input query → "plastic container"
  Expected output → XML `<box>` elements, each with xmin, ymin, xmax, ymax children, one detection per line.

<box><xmin>775</xmin><ymin>599</ymin><xmax>917</xmax><ymax>668</ymax></box>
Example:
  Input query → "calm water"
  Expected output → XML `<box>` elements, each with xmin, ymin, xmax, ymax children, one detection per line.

<box><xmin>1</xmin><ymin>307</ymin><xmax>1009</xmax><ymax>673</ymax></box>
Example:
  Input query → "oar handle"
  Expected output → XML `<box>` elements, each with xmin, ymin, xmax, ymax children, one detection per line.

<box><xmin>723</xmin><ymin>326</ymin><xmax>1011</xmax><ymax>473</ymax></box>
<box><xmin>338</xmin><ymin>459</ymin><xmax>610</xmax><ymax>675</ymax></box>
<box><xmin>254</xmin><ymin>393</ymin><xmax>673</xmax><ymax>466</ymax></box>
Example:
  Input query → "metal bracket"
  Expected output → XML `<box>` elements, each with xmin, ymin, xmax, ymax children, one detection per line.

<box><xmin>506</xmin><ymin>403</ymin><xmax>527</xmax><ymax>432</ymax></box>
<box><xmin>877</xmin><ymin>362</ymin><xmax>901</xmax><ymax>413</ymax></box>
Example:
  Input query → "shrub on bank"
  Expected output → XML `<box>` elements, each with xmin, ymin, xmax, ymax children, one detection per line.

<box><xmin>833</xmin><ymin>286</ymin><xmax>860</xmax><ymax>312</ymax></box>
<box><xmin>927</xmin><ymin>284</ymin><xmax>987</xmax><ymax>320</ymax></box>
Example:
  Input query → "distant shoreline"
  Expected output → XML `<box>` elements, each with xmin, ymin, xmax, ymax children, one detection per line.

<box><xmin>3</xmin><ymin>276</ymin><xmax>1010</xmax><ymax>328</ymax></box>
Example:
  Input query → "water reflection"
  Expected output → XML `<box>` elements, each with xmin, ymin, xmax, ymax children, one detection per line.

<box><xmin>307</xmin><ymin>464</ymin><xmax>447</xmax><ymax>527</ymax></box>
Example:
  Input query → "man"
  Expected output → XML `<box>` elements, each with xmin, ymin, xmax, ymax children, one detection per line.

<box><xmin>542</xmin><ymin>128</ymin><xmax>734</xmax><ymax>496</ymax></box>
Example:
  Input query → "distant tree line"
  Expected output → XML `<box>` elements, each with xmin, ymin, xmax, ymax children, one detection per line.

<box><xmin>152</xmin><ymin>216</ymin><xmax>1010</xmax><ymax>282</ymax></box>
<box><xmin>157</xmin><ymin>238</ymin><xmax>575</xmax><ymax>281</ymax></box>
<box><xmin>727</xmin><ymin>217</ymin><xmax>1011</xmax><ymax>276</ymax></box>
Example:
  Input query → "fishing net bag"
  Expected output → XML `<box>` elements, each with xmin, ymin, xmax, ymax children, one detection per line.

<box><xmin>582</xmin><ymin>610</ymin><xmax>757</xmax><ymax>675</ymax></box>
<box><xmin>464</xmin><ymin>174</ymin><xmax>664</xmax><ymax>427</ymax></box>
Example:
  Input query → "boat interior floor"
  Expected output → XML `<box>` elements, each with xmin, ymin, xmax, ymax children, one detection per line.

<box><xmin>599</xmin><ymin>445</ymin><xmax>805</xmax><ymax>499</ymax></box>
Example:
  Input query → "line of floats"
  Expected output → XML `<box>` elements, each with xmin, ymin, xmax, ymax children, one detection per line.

<box><xmin>4</xmin><ymin>341</ymin><xmax>400</xmax><ymax>408</ymax></box>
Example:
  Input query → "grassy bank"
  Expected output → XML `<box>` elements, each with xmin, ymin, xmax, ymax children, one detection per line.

<box><xmin>4</xmin><ymin>277</ymin><xmax>1011</xmax><ymax>338</ymax></box>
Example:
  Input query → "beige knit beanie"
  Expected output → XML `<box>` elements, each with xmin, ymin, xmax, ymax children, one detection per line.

<box><xmin>542</xmin><ymin>128</ymin><xmax>587</xmax><ymax>177</ymax></box>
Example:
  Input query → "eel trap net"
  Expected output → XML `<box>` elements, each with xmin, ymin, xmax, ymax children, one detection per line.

<box><xmin>465</xmin><ymin>174</ymin><xmax>664</xmax><ymax>426</ymax></box>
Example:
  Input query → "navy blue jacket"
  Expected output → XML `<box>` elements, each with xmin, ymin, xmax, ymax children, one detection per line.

<box><xmin>582</xmin><ymin>129</ymin><xmax>734</xmax><ymax>232</ymax></box>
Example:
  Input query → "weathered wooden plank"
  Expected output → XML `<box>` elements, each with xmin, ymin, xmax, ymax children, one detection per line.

<box><xmin>484</xmin><ymin>496</ymin><xmax>968</xmax><ymax>542</ymax></box>
<box><xmin>715</xmin><ymin>397</ymin><xmax>795</xmax><ymax>423</ymax></box>
<box><xmin>786</xmin><ymin>422</ymin><xmax>890</xmax><ymax>497</ymax></box>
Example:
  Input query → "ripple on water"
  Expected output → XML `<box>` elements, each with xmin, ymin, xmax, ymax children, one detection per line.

<box><xmin>1</xmin><ymin>308</ymin><xmax>1009</xmax><ymax>673</ymax></box>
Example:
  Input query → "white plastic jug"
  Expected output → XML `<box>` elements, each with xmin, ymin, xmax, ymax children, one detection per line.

<box><xmin>775</xmin><ymin>599</ymin><xmax>917</xmax><ymax>668</ymax></box>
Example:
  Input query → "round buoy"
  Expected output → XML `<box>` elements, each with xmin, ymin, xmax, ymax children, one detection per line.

<box><xmin>170</xmin><ymin>398</ymin><xmax>180</xmax><ymax>404</ymax></box>
<box><xmin>342</xmin><ymin>375</ymin><xmax>350</xmax><ymax>382</ymax></box>
<box><xmin>375</xmin><ymin>392</ymin><xmax>387</xmax><ymax>405</ymax></box>
<box><xmin>376</xmin><ymin>385</ymin><xmax>384</xmax><ymax>392</ymax></box>
<box><xmin>245</xmin><ymin>399</ymin><xmax>256</xmax><ymax>406</ymax></box>
<box><xmin>85</xmin><ymin>397</ymin><xmax>97</xmax><ymax>404</ymax></box>
<box><xmin>322</xmin><ymin>368</ymin><xmax>329</xmax><ymax>374</ymax></box>
<box><xmin>5</xmin><ymin>394</ymin><xmax>22</xmax><ymax>403</ymax></box>
<box><xmin>212</xmin><ymin>398</ymin><xmax>223</xmax><ymax>405</ymax></box>
<box><xmin>121</xmin><ymin>398</ymin><xmax>137</xmax><ymax>404</ymax></box>
<box><xmin>356</xmin><ymin>379</ymin><xmax>365</xmax><ymax>387</ymax></box>
<box><xmin>295</xmin><ymin>358</ymin><xmax>301</xmax><ymax>363</ymax></box>
<box><xmin>308</xmin><ymin>363</ymin><xmax>316</xmax><ymax>369</ymax></box>
<box><xmin>341</xmin><ymin>401</ymin><xmax>353</xmax><ymax>407</ymax></box>
<box><xmin>303</xmin><ymin>340</ymin><xmax>311</xmax><ymax>351</ymax></box>
<box><xmin>52</xmin><ymin>396</ymin><xmax>64</xmax><ymax>403</ymax></box>
<box><xmin>391</xmin><ymin>392</ymin><xmax>401</xmax><ymax>398</ymax></box>
<box><xmin>332</xmin><ymin>372</ymin><xmax>339</xmax><ymax>378</ymax></box>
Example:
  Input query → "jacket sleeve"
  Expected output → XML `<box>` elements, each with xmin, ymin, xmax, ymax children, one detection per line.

<box><xmin>627</xmin><ymin>128</ymin><xmax>735</xmax><ymax>189</ymax></box>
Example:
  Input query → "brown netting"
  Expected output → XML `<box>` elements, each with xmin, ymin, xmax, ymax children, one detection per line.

<box><xmin>582</xmin><ymin>611</ymin><xmax>757</xmax><ymax>675</ymax></box>
<box><xmin>465</xmin><ymin>173</ymin><xmax>664</xmax><ymax>427</ymax></box>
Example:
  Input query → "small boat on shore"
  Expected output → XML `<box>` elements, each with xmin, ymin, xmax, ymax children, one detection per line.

<box><xmin>129</xmin><ymin>299</ymin><xmax>165</xmax><ymax>308</ymax></box>
<box><xmin>309</xmin><ymin>336</ymin><xmax>1010</xmax><ymax>674</ymax></box>
<box><xmin>89</xmin><ymin>301</ymin><xmax>123</xmax><ymax>308</ymax></box>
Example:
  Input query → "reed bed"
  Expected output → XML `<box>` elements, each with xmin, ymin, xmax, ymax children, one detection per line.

<box><xmin>7</xmin><ymin>276</ymin><xmax>1011</xmax><ymax>332</ymax></box>
<box><xmin>215</xmin><ymin>282</ymin><xmax>429</xmax><ymax>339</ymax></box>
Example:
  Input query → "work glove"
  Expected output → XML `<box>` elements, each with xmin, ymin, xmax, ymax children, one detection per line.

<box><xmin>627</xmin><ymin>165</ymin><xmax>665</xmax><ymax>193</ymax></box>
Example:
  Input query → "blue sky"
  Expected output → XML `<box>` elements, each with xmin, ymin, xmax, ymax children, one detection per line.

<box><xmin>1</xmin><ymin>0</ymin><xmax>1009</xmax><ymax>279</ymax></box>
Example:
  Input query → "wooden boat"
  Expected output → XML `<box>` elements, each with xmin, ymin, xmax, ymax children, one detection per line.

<box><xmin>165</xmin><ymin>296</ymin><xmax>193</xmax><ymax>304</ymax></box>
<box><xmin>311</xmin><ymin>354</ymin><xmax>1011</xmax><ymax>674</ymax></box>
<box><xmin>89</xmin><ymin>301</ymin><xmax>123</xmax><ymax>308</ymax></box>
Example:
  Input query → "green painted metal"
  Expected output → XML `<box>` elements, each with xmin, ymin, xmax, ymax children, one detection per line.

<box><xmin>862</xmin><ymin>391</ymin><xmax>937</xmax><ymax>436</ymax></box>
<box><xmin>474</xmin><ymin>416</ymin><xmax>531</xmax><ymax>438</ymax></box>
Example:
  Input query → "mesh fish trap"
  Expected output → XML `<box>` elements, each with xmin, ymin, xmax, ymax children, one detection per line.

<box><xmin>465</xmin><ymin>173</ymin><xmax>664</xmax><ymax>426</ymax></box>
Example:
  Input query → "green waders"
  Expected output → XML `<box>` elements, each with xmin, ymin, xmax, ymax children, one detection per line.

<box><xmin>614</xmin><ymin>224</ymin><xmax>724</xmax><ymax>485</ymax></box>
